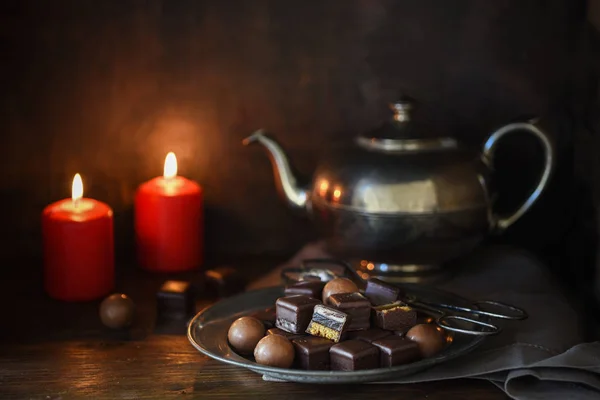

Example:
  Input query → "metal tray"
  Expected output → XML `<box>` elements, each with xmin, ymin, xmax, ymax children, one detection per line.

<box><xmin>187</xmin><ymin>285</ymin><xmax>487</xmax><ymax>384</ymax></box>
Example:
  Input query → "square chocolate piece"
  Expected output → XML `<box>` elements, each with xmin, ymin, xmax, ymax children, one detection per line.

<box><xmin>204</xmin><ymin>266</ymin><xmax>247</xmax><ymax>298</ymax></box>
<box><xmin>329</xmin><ymin>340</ymin><xmax>379</xmax><ymax>371</ymax></box>
<box><xmin>285</xmin><ymin>281</ymin><xmax>325</xmax><ymax>299</ymax></box>
<box><xmin>249</xmin><ymin>307</ymin><xmax>276</xmax><ymax>329</ymax></box>
<box><xmin>306</xmin><ymin>304</ymin><xmax>349</xmax><ymax>343</ymax></box>
<box><xmin>329</xmin><ymin>292</ymin><xmax>371</xmax><ymax>331</ymax></box>
<box><xmin>372</xmin><ymin>336</ymin><xmax>421</xmax><ymax>367</ymax></box>
<box><xmin>156</xmin><ymin>280</ymin><xmax>195</xmax><ymax>319</ymax></box>
<box><xmin>373</xmin><ymin>301</ymin><xmax>417</xmax><ymax>331</ymax></box>
<box><xmin>276</xmin><ymin>295</ymin><xmax>321</xmax><ymax>334</ymax></box>
<box><xmin>346</xmin><ymin>328</ymin><xmax>392</xmax><ymax>344</ymax></box>
<box><xmin>394</xmin><ymin>315</ymin><xmax>432</xmax><ymax>336</ymax></box>
<box><xmin>364</xmin><ymin>278</ymin><xmax>402</xmax><ymax>306</ymax></box>
<box><xmin>267</xmin><ymin>327</ymin><xmax>306</xmax><ymax>341</ymax></box>
<box><xmin>292</xmin><ymin>336</ymin><xmax>334</xmax><ymax>370</ymax></box>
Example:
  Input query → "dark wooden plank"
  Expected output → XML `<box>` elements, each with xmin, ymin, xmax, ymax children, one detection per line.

<box><xmin>0</xmin><ymin>256</ymin><xmax>286</xmax><ymax>343</ymax></box>
<box><xmin>0</xmin><ymin>337</ymin><xmax>507</xmax><ymax>400</ymax></box>
<box><xmin>0</xmin><ymin>256</ymin><xmax>508</xmax><ymax>399</ymax></box>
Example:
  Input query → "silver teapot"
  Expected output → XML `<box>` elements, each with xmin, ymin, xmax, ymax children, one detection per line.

<box><xmin>243</xmin><ymin>98</ymin><xmax>553</xmax><ymax>281</ymax></box>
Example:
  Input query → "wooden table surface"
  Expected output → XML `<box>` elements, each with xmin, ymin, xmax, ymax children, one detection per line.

<box><xmin>0</xmin><ymin>257</ymin><xmax>508</xmax><ymax>400</ymax></box>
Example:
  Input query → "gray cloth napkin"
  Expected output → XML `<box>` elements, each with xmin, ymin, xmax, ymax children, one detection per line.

<box><xmin>251</xmin><ymin>243</ymin><xmax>600</xmax><ymax>400</ymax></box>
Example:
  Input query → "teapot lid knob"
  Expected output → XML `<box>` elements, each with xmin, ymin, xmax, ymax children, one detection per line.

<box><xmin>389</xmin><ymin>96</ymin><xmax>415</xmax><ymax>122</ymax></box>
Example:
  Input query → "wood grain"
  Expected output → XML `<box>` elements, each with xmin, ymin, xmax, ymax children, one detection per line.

<box><xmin>0</xmin><ymin>257</ymin><xmax>508</xmax><ymax>399</ymax></box>
<box><xmin>0</xmin><ymin>337</ymin><xmax>508</xmax><ymax>400</ymax></box>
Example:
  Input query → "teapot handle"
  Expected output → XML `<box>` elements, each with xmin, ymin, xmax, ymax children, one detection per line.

<box><xmin>482</xmin><ymin>120</ymin><xmax>554</xmax><ymax>231</ymax></box>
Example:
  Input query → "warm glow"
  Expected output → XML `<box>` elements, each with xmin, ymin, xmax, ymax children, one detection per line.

<box><xmin>163</xmin><ymin>152</ymin><xmax>178</xmax><ymax>179</ymax></box>
<box><xmin>333</xmin><ymin>187</ymin><xmax>341</xmax><ymax>201</ymax></box>
<box><xmin>72</xmin><ymin>173</ymin><xmax>83</xmax><ymax>203</ymax></box>
<box><xmin>318</xmin><ymin>180</ymin><xmax>329</xmax><ymax>196</ymax></box>
<box><xmin>366</xmin><ymin>262</ymin><xmax>375</xmax><ymax>271</ymax></box>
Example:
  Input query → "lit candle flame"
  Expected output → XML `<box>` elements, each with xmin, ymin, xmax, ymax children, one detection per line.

<box><xmin>163</xmin><ymin>152</ymin><xmax>177</xmax><ymax>180</ymax></box>
<box><xmin>318</xmin><ymin>180</ymin><xmax>329</xmax><ymax>196</ymax></box>
<box><xmin>333</xmin><ymin>188</ymin><xmax>341</xmax><ymax>201</ymax></box>
<box><xmin>72</xmin><ymin>173</ymin><xmax>83</xmax><ymax>206</ymax></box>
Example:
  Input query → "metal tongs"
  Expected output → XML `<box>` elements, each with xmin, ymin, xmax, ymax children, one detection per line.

<box><xmin>281</xmin><ymin>258</ymin><xmax>528</xmax><ymax>336</ymax></box>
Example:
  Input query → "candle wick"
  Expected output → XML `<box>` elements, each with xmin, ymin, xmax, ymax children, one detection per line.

<box><xmin>73</xmin><ymin>198</ymin><xmax>80</xmax><ymax>209</ymax></box>
<box><xmin>164</xmin><ymin>175</ymin><xmax>177</xmax><ymax>185</ymax></box>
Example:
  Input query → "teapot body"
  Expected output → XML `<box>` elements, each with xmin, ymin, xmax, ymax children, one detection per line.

<box><xmin>243</xmin><ymin>98</ymin><xmax>554</xmax><ymax>280</ymax></box>
<box><xmin>308</xmin><ymin>145</ymin><xmax>492</xmax><ymax>266</ymax></box>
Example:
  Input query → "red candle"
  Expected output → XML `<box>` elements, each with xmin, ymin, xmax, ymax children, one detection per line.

<box><xmin>42</xmin><ymin>174</ymin><xmax>115</xmax><ymax>301</ymax></box>
<box><xmin>135</xmin><ymin>152</ymin><xmax>203</xmax><ymax>272</ymax></box>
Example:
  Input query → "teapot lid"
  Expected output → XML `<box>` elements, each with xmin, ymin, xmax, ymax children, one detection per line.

<box><xmin>356</xmin><ymin>97</ymin><xmax>458</xmax><ymax>152</ymax></box>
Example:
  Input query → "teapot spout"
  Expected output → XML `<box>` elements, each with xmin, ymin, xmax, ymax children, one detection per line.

<box><xmin>243</xmin><ymin>129</ymin><xmax>309</xmax><ymax>211</ymax></box>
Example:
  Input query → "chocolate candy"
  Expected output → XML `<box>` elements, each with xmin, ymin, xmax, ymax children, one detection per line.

<box><xmin>372</xmin><ymin>336</ymin><xmax>421</xmax><ymax>367</ymax></box>
<box><xmin>267</xmin><ymin>327</ymin><xmax>306</xmax><ymax>341</ymax></box>
<box><xmin>346</xmin><ymin>328</ymin><xmax>392</xmax><ymax>344</ymax></box>
<box><xmin>205</xmin><ymin>266</ymin><xmax>247</xmax><ymax>298</ymax></box>
<box><xmin>285</xmin><ymin>281</ymin><xmax>325</xmax><ymax>299</ymax></box>
<box><xmin>249</xmin><ymin>307</ymin><xmax>276</xmax><ymax>329</ymax></box>
<box><xmin>329</xmin><ymin>292</ymin><xmax>371</xmax><ymax>331</ymax></box>
<box><xmin>292</xmin><ymin>336</ymin><xmax>334</xmax><ymax>370</ymax></box>
<box><xmin>254</xmin><ymin>334</ymin><xmax>295</xmax><ymax>368</ymax></box>
<box><xmin>394</xmin><ymin>313</ymin><xmax>434</xmax><ymax>336</ymax></box>
<box><xmin>156</xmin><ymin>281</ymin><xmax>195</xmax><ymax>320</ymax></box>
<box><xmin>406</xmin><ymin>324</ymin><xmax>446</xmax><ymax>357</ymax></box>
<box><xmin>276</xmin><ymin>295</ymin><xmax>321</xmax><ymax>334</ymax></box>
<box><xmin>306</xmin><ymin>304</ymin><xmax>349</xmax><ymax>343</ymax></box>
<box><xmin>330</xmin><ymin>340</ymin><xmax>379</xmax><ymax>371</ymax></box>
<box><xmin>322</xmin><ymin>278</ymin><xmax>359</xmax><ymax>304</ymax></box>
<box><xmin>228</xmin><ymin>316</ymin><xmax>266</xmax><ymax>355</ymax></box>
<box><xmin>364</xmin><ymin>278</ymin><xmax>402</xmax><ymax>306</ymax></box>
<box><xmin>373</xmin><ymin>301</ymin><xmax>417</xmax><ymax>331</ymax></box>
<box><xmin>100</xmin><ymin>293</ymin><xmax>135</xmax><ymax>329</ymax></box>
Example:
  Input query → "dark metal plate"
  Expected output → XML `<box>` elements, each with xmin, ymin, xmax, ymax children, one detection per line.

<box><xmin>187</xmin><ymin>285</ymin><xmax>487</xmax><ymax>384</ymax></box>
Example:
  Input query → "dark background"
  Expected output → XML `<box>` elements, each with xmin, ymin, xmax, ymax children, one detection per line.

<box><xmin>1</xmin><ymin>0</ymin><xmax>598</xmax><ymax>303</ymax></box>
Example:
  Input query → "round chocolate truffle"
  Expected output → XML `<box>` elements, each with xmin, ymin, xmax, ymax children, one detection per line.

<box><xmin>406</xmin><ymin>324</ymin><xmax>446</xmax><ymax>357</ymax></box>
<box><xmin>228</xmin><ymin>316</ymin><xmax>266</xmax><ymax>355</ymax></box>
<box><xmin>322</xmin><ymin>278</ymin><xmax>359</xmax><ymax>304</ymax></box>
<box><xmin>254</xmin><ymin>334</ymin><xmax>294</xmax><ymax>368</ymax></box>
<box><xmin>99</xmin><ymin>293</ymin><xmax>135</xmax><ymax>329</ymax></box>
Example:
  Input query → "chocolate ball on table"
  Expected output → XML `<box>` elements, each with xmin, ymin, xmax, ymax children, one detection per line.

<box><xmin>228</xmin><ymin>317</ymin><xmax>266</xmax><ymax>355</ymax></box>
<box><xmin>406</xmin><ymin>324</ymin><xmax>446</xmax><ymax>357</ymax></box>
<box><xmin>254</xmin><ymin>334</ymin><xmax>295</xmax><ymax>368</ymax></box>
<box><xmin>100</xmin><ymin>293</ymin><xmax>135</xmax><ymax>329</ymax></box>
<box><xmin>322</xmin><ymin>278</ymin><xmax>359</xmax><ymax>304</ymax></box>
